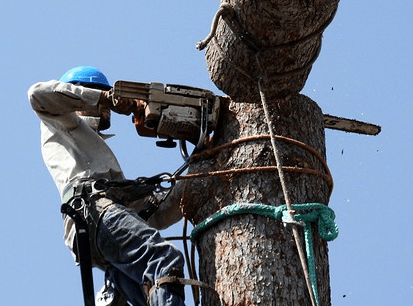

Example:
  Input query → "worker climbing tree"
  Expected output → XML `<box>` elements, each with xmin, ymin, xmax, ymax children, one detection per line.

<box><xmin>27</xmin><ymin>1</ymin><xmax>382</xmax><ymax>306</ymax></box>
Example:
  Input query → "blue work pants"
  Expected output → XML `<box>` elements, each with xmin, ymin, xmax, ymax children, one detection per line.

<box><xmin>96</xmin><ymin>204</ymin><xmax>185</xmax><ymax>306</ymax></box>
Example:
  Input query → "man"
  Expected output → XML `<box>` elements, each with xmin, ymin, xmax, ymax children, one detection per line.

<box><xmin>28</xmin><ymin>66</ymin><xmax>186</xmax><ymax>306</ymax></box>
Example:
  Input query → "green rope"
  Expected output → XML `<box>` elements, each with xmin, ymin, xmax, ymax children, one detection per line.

<box><xmin>190</xmin><ymin>203</ymin><xmax>339</xmax><ymax>305</ymax></box>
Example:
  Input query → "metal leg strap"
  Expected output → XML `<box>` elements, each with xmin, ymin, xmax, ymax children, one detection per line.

<box><xmin>148</xmin><ymin>276</ymin><xmax>216</xmax><ymax>299</ymax></box>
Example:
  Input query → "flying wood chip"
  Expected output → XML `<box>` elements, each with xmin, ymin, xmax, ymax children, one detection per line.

<box><xmin>324</xmin><ymin>114</ymin><xmax>381</xmax><ymax>136</ymax></box>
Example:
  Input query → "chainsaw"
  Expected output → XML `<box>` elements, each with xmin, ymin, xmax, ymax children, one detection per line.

<box><xmin>113</xmin><ymin>80</ymin><xmax>220</xmax><ymax>148</ymax></box>
<box><xmin>113</xmin><ymin>80</ymin><xmax>381</xmax><ymax>149</ymax></box>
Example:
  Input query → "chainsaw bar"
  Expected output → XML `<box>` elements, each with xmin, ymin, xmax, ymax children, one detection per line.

<box><xmin>323</xmin><ymin>114</ymin><xmax>381</xmax><ymax>136</ymax></box>
<box><xmin>114</xmin><ymin>81</ymin><xmax>380</xmax><ymax>137</ymax></box>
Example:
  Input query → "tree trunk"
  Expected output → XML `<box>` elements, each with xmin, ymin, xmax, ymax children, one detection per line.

<box><xmin>181</xmin><ymin>95</ymin><xmax>332</xmax><ymax>305</ymax></box>
<box><xmin>204</xmin><ymin>0</ymin><xmax>340</xmax><ymax>102</ymax></box>
<box><xmin>181</xmin><ymin>1</ymin><xmax>339</xmax><ymax>305</ymax></box>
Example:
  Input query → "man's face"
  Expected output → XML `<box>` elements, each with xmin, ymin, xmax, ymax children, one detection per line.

<box><xmin>98</xmin><ymin>105</ymin><xmax>111</xmax><ymax>131</ymax></box>
<box><xmin>74</xmin><ymin>83</ymin><xmax>112</xmax><ymax>131</ymax></box>
<box><xmin>76</xmin><ymin>104</ymin><xmax>111</xmax><ymax>131</ymax></box>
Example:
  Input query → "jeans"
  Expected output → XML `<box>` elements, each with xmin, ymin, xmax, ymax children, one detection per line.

<box><xmin>96</xmin><ymin>204</ymin><xmax>186</xmax><ymax>306</ymax></box>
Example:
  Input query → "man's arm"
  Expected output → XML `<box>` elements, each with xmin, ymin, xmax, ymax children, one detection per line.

<box><xmin>28</xmin><ymin>80</ymin><xmax>138</xmax><ymax>128</ymax></box>
<box><xmin>28</xmin><ymin>80</ymin><xmax>102</xmax><ymax>130</ymax></box>
<box><xmin>147</xmin><ymin>181</ymin><xmax>184</xmax><ymax>230</ymax></box>
<box><xmin>99</xmin><ymin>90</ymin><xmax>137</xmax><ymax>115</ymax></box>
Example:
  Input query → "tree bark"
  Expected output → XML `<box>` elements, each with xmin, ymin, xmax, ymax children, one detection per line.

<box><xmin>181</xmin><ymin>1</ymin><xmax>339</xmax><ymax>305</ymax></box>
<box><xmin>181</xmin><ymin>95</ymin><xmax>332</xmax><ymax>306</ymax></box>
<box><xmin>204</xmin><ymin>0</ymin><xmax>340</xmax><ymax>102</ymax></box>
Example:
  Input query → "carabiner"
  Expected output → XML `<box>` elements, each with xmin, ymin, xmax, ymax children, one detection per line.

<box><xmin>154</xmin><ymin>172</ymin><xmax>175</xmax><ymax>192</ymax></box>
<box><xmin>172</xmin><ymin>140</ymin><xmax>191</xmax><ymax>178</ymax></box>
<box><xmin>136</xmin><ymin>172</ymin><xmax>175</xmax><ymax>192</ymax></box>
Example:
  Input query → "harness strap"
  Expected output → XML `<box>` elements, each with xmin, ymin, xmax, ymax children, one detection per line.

<box><xmin>61</xmin><ymin>203</ymin><xmax>96</xmax><ymax>306</ymax></box>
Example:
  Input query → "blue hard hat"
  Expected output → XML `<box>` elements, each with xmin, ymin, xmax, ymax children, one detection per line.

<box><xmin>59</xmin><ymin>66</ymin><xmax>112</xmax><ymax>90</ymax></box>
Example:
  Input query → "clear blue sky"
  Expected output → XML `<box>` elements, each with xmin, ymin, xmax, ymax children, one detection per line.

<box><xmin>1</xmin><ymin>1</ymin><xmax>411</xmax><ymax>305</ymax></box>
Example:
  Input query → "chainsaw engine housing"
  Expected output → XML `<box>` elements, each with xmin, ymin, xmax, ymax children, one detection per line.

<box><xmin>113</xmin><ymin>80</ymin><xmax>220</xmax><ymax>145</ymax></box>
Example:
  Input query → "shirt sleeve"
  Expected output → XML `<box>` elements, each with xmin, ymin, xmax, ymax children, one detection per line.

<box><xmin>28</xmin><ymin>80</ymin><xmax>102</xmax><ymax>130</ymax></box>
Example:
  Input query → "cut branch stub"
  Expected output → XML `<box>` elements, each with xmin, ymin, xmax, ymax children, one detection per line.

<box><xmin>204</xmin><ymin>0</ymin><xmax>340</xmax><ymax>102</ymax></box>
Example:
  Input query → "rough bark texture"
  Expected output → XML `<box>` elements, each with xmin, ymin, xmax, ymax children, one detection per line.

<box><xmin>205</xmin><ymin>0</ymin><xmax>340</xmax><ymax>102</ymax></box>
<box><xmin>180</xmin><ymin>1</ymin><xmax>340</xmax><ymax>304</ymax></box>
<box><xmin>181</xmin><ymin>95</ymin><xmax>332</xmax><ymax>305</ymax></box>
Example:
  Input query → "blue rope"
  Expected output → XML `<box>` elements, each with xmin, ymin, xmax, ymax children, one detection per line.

<box><xmin>190</xmin><ymin>203</ymin><xmax>338</xmax><ymax>304</ymax></box>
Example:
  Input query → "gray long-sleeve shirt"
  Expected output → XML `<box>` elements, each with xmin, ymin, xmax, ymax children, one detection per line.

<box><xmin>28</xmin><ymin>80</ymin><xmax>125</xmax><ymax>195</ymax></box>
<box><xmin>28</xmin><ymin>80</ymin><xmax>183</xmax><ymax>262</ymax></box>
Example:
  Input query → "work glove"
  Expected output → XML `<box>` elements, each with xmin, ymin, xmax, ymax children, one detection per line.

<box><xmin>99</xmin><ymin>89</ymin><xmax>137</xmax><ymax>115</ymax></box>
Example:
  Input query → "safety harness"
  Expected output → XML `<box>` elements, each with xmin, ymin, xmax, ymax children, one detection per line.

<box><xmin>60</xmin><ymin>173</ymin><xmax>176</xmax><ymax>306</ymax></box>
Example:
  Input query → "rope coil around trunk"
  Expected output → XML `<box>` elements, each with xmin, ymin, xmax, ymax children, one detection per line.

<box><xmin>196</xmin><ymin>2</ymin><xmax>338</xmax><ymax>82</ymax></box>
<box><xmin>175</xmin><ymin>134</ymin><xmax>334</xmax><ymax>198</ymax></box>
<box><xmin>196</xmin><ymin>2</ymin><xmax>338</xmax><ymax>53</ymax></box>
<box><xmin>190</xmin><ymin>203</ymin><xmax>338</xmax><ymax>242</ymax></box>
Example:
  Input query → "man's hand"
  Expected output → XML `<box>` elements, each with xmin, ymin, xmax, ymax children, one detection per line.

<box><xmin>99</xmin><ymin>89</ymin><xmax>137</xmax><ymax>115</ymax></box>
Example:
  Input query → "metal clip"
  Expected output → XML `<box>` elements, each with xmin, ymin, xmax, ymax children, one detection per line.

<box><xmin>282</xmin><ymin>210</ymin><xmax>305</xmax><ymax>227</ymax></box>
<box><xmin>93</xmin><ymin>179</ymin><xmax>110</xmax><ymax>192</ymax></box>
<box><xmin>136</xmin><ymin>172</ymin><xmax>175</xmax><ymax>192</ymax></box>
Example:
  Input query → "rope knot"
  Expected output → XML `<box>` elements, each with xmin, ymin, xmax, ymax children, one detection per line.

<box><xmin>292</xmin><ymin>203</ymin><xmax>338</xmax><ymax>241</ymax></box>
